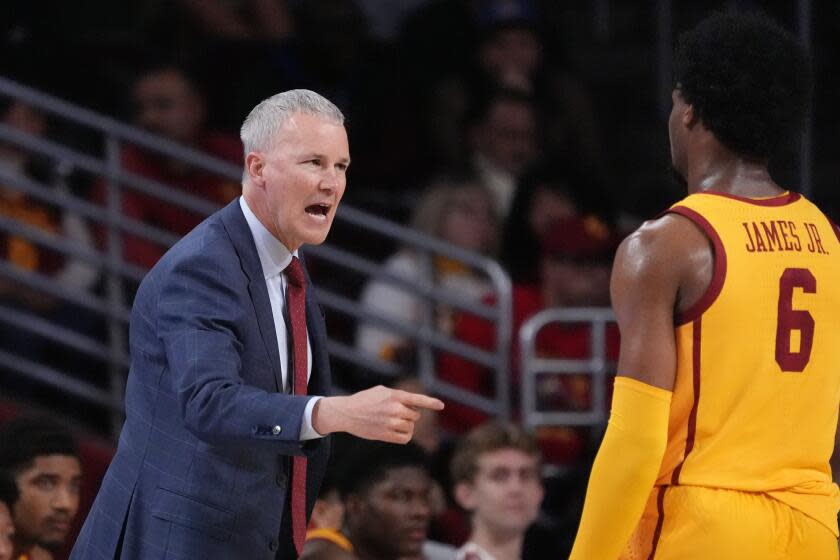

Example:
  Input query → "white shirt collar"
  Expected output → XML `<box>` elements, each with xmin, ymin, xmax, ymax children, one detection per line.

<box><xmin>457</xmin><ymin>542</ymin><xmax>496</xmax><ymax>560</ymax></box>
<box><xmin>239</xmin><ymin>196</ymin><xmax>296</xmax><ymax>279</ymax></box>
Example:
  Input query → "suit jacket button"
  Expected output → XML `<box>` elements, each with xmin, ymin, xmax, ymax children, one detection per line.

<box><xmin>269</xmin><ymin>539</ymin><xmax>278</xmax><ymax>551</ymax></box>
<box><xmin>271</xmin><ymin>425</ymin><xmax>282</xmax><ymax>435</ymax></box>
<box><xmin>276</xmin><ymin>473</ymin><xmax>286</xmax><ymax>486</ymax></box>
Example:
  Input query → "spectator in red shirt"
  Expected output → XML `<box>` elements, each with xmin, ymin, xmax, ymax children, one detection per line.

<box><xmin>438</xmin><ymin>216</ymin><xmax>620</xmax><ymax>464</ymax></box>
<box><xmin>98</xmin><ymin>64</ymin><xmax>242</xmax><ymax>269</ymax></box>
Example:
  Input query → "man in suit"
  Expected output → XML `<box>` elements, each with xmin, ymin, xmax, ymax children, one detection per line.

<box><xmin>71</xmin><ymin>90</ymin><xmax>444</xmax><ymax>559</ymax></box>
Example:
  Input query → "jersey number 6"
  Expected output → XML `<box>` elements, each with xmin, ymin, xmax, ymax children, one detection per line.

<box><xmin>775</xmin><ymin>268</ymin><xmax>816</xmax><ymax>372</ymax></box>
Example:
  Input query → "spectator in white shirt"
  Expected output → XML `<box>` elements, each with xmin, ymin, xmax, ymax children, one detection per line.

<box><xmin>451</xmin><ymin>422</ymin><xmax>543</xmax><ymax>560</ymax></box>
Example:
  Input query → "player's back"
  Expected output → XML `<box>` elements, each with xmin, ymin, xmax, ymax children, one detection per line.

<box><xmin>657</xmin><ymin>190</ymin><xmax>840</xmax><ymax>534</ymax></box>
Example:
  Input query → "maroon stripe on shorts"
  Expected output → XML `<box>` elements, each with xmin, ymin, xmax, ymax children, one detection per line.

<box><xmin>647</xmin><ymin>486</ymin><xmax>668</xmax><ymax>560</ymax></box>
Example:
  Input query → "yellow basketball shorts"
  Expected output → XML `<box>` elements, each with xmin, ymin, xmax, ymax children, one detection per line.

<box><xmin>620</xmin><ymin>485</ymin><xmax>838</xmax><ymax>560</ymax></box>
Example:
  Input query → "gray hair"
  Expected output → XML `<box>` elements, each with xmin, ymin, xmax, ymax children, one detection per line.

<box><xmin>240</xmin><ymin>89</ymin><xmax>344</xmax><ymax>156</ymax></box>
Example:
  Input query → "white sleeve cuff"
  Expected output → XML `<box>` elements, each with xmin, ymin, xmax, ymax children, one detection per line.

<box><xmin>299</xmin><ymin>396</ymin><xmax>325</xmax><ymax>441</ymax></box>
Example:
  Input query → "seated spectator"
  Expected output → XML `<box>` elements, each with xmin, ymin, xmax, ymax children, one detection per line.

<box><xmin>0</xmin><ymin>472</ymin><xmax>16</xmax><ymax>560</ymax></box>
<box><xmin>464</xmin><ymin>88</ymin><xmax>539</xmax><ymax>218</ymax></box>
<box><xmin>425</xmin><ymin>0</ymin><xmax>600</xmax><ymax>181</ymax></box>
<box><xmin>391</xmin><ymin>377</ymin><xmax>453</xmax><ymax>535</ymax></box>
<box><xmin>176</xmin><ymin>0</ymin><xmax>295</xmax><ymax>41</ymax></box>
<box><xmin>450</xmin><ymin>422</ymin><xmax>544</xmax><ymax>560</ymax></box>
<box><xmin>501</xmin><ymin>160</ymin><xmax>613</xmax><ymax>284</ymax></box>
<box><xmin>98</xmin><ymin>63</ymin><xmax>242</xmax><ymax>269</ymax></box>
<box><xmin>307</xmin><ymin>440</ymin><xmax>455</xmax><ymax>560</ymax></box>
<box><xmin>0</xmin><ymin>100</ymin><xmax>98</xmax><ymax>301</ymax></box>
<box><xmin>0</xmin><ymin>99</ymin><xmax>101</xmax><ymax>401</ymax></box>
<box><xmin>438</xmin><ymin>217</ymin><xmax>620</xmax><ymax>464</ymax></box>
<box><xmin>302</xmin><ymin>478</ymin><xmax>354</xmax><ymax>560</ymax></box>
<box><xmin>0</xmin><ymin>417</ymin><xmax>82</xmax><ymax>560</ymax></box>
<box><xmin>303</xmin><ymin>441</ymin><xmax>355</xmax><ymax>560</ymax></box>
<box><xmin>356</xmin><ymin>180</ymin><xmax>498</xmax><ymax>367</ymax></box>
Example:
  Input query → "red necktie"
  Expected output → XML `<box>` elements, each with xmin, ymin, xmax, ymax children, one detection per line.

<box><xmin>285</xmin><ymin>256</ymin><xmax>308</xmax><ymax>555</ymax></box>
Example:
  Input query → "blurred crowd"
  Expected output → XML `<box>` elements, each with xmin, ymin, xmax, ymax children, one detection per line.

<box><xmin>0</xmin><ymin>1</ymin><xmax>836</xmax><ymax>558</ymax></box>
<box><xmin>0</xmin><ymin>414</ymin><xmax>562</xmax><ymax>559</ymax></box>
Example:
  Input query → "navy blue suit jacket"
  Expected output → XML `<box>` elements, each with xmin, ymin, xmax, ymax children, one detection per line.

<box><xmin>71</xmin><ymin>200</ymin><xmax>331</xmax><ymax>559</ymax></box>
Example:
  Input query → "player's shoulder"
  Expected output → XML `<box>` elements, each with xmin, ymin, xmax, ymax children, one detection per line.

<box><xmin>617</xmin><ymin>212</ymin><xmax>708</xmax><ymax>271</ymax></box>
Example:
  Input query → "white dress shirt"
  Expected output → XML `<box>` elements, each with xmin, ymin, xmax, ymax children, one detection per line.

<box><xmin>456</xmin><ymin>542</ymin><xmax>497</xmax><ymax>560</ymax></box>
<box><xmin>240</xmin><ymin>197</ymin><xmax>323</xmax><ymax>440</ymax></box>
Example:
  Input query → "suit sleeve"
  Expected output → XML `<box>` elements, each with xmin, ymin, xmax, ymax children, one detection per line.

<box><xmin>156</xmin><ymin>243</ymin><xmax>313</xmax><ymax>456</ymax></box>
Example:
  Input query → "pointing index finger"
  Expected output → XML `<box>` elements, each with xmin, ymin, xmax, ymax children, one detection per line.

<box><xmin>399</xmin><ymin>391</ymin><xmax>444</xmax><ymax>411</ymax></box>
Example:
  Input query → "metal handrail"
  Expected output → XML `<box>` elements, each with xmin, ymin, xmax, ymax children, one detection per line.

<box><xmin>325</xmin><ymin>339</ymin><xmax>405</xmax><ymax>378</ymax></box>
<box><xmin>0</xmin><ymin>304</ymin><xmax>129</xmax><ymax>366</ymax></box>
<box><xmin>0</xmin><ymin>167</ymin><xmax>181</xmax><ymax>248</ymax></box>
<box><xmin>0</xmin><ymin>76</ymin><xmax>242</xmax><ymax>178</ymax></box>
<box><xmin>520</xmin><ymin>307</ymin><xmax>615</xmax><ymax>429</ymax></box>
<box><xmin>0</xmin><ymin>75</ymin><xmax>514</xmax><ymax>435</ymax></box>
<box><xmin>312</xmin><ymin>205</ymin><xmax>513</xmax><ymax>418</ymax></box>
<box><xmin>337</xmin><ymin>204</ymin><xmax>504</xmax><ymax>270</ymax></box>
<box><xmin>313</xmin><ymin>288</ymin><xmax>499</xmax><ymax>368</ymax></box>
<box><xmin>0</xmin><ymin>215</ymin><xmax>146</xmax><ymax>283</ymax></box>
<box><xmin>305</xmin><ymin>244</ymin><xmax>498</xmax><ymax>321</ymax></box>
<box><xmin>0</xmin><ymin>261</ymin><xmax>131</xmax><ymax>321</ymax></box>
<box><xmin>0</xmin><ymin>124</ymin><xmax>221</xmax><ymax>215</ymax></box>
<box><xmin>0</xmin><ymin>350</ymin><xmax>123</xmax><ymax>411</ymax></box>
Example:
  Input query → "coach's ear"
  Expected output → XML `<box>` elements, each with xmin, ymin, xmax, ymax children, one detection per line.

<box><xmin>245</xmin><ymin>152</ymin><xmax>266</xmax><ymax>188</ymax></box>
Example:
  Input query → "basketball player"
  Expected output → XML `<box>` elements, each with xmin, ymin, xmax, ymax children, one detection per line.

<box><xmin>570</xmin><ymin>12</ymin><xmax>840</xmax><ymax>559</ymax></box>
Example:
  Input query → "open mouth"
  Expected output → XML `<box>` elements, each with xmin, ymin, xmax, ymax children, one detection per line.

<box><xmin>305</xmin><ymin>203</ymin><xmax>330</xmax><ymax>220</ymax></box>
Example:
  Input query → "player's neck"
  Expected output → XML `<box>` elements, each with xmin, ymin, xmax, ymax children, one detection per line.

<box><xmin>469</xmin><ymin>523</ymin><xmax>524</xmax><ymax>560</ymax></box>
<box><xmin>685</xmin><ymin>148</ymin><xmax>781</xmax><ymax>199</ymax></box>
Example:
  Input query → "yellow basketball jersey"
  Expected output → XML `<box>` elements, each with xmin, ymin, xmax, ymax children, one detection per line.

<box><xmin>654</xmin><ymin>190</ymin><xmax>840</xmax><ymax>535</ymax></box>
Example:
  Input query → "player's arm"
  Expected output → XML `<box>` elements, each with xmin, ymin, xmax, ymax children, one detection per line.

<box><xmin>570</xmin><ymin>214</ymin><xmax>707</xmax><ymax>559</ymax></box>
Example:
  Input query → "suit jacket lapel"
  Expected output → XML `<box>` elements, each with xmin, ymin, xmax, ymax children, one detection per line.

<box><xmin>220</xmin><ymin>200</ymin><xmax>284</xmax><ymax>393</ymax></box>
